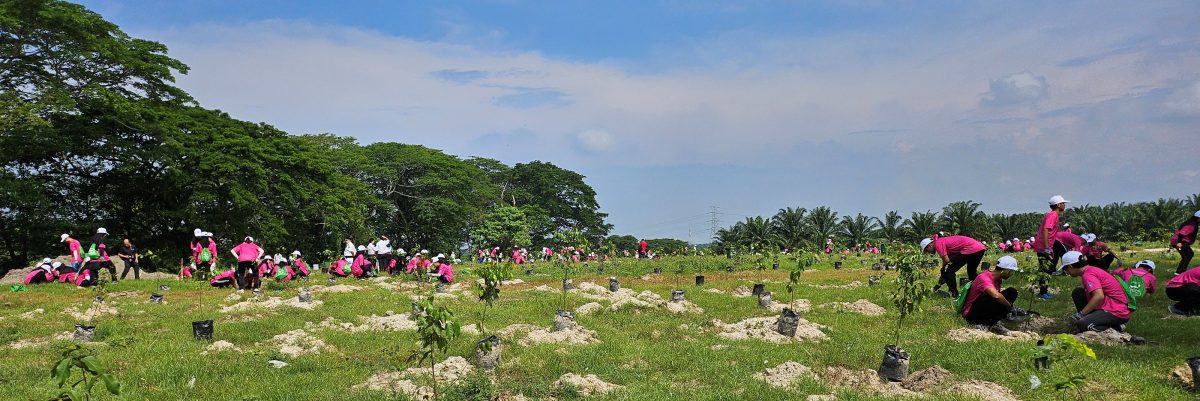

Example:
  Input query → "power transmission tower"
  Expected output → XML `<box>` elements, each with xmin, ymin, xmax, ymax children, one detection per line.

<box><xmin>709</xmin><ymin>206</ymin><xmax>720</xmax><ymax>240</ymax></box>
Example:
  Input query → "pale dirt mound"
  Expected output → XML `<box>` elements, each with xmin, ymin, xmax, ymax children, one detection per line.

<box><xmin>665</xmin><ymin>299</ymin><xmax>705</xmax><ymax>314</ymax></box>
<box><xmin>354</xmin><ymin>356</ymin><xmax>474</xmax><ymax>400</ymax></box>
<box><xmin>520</xmin><ymin>325</ymin><xmax>600</xmax><ymax>346</ymax></box>
<box><xmin>731</xmin><ymin>285</ymin><xmax>753</xmax><ymax>298</ymax></box>
<box><xmin>475</xmin><ymin>278</ymin><xmax>525</xmax><ymax>286</ymax></box>
<box><xmin>703</xmin><ymin>288</ymin><xmax>725</xmax><ymax>294</ymax></box>
<box><xmin>497</xmin><ymin>324</ymin><xmax>542</xmax><ymax>338</ymax></box>
<box><xmin>221</xmin><ymin>297</ymin><xmax>322</xmax><ymax>313</ymax></box>
<box><xmin>571</xmin><ymin>282</ymin><xmax>670</xmax><ymax>311</ymax></box>
<box><xmin>6</xmin><ymin>332</ymin><xmax>72</xmax><ymax>349</ymax></box>
<box><xmin>307</xmin><ymin>312</ymin><xmax>417</xmax><ymax>332</ymax></box>
<box><xmin>62</xmin><ymin>303</ymin><xmax>119</xmax><ymax>321</ymax></box>
<box><xmin>20</xmin><ymin>308</ymin><xmax>45</xmax><ymax>319</ymax></box>
<box><xmin>0</xmin><ymin>255</ymin><xmax>75</xmax><ymax>284</ymax></box>
<box><xmin>266</xmin><ymin>329</ymin><xmax>335</xmax><ymax>357</ymax></box>
<box><xmin>818</xmin><ymin>366</ymin><xmax>918</xmax><ymax>398</ymax></box>
<box><xmin>1169</xmin><ymin>365</ymin><xmax>1194</xmax><ymax>388</ymax></box>
<box><xmin>200</xmin><ymin>340</ymin><xmax>242</xmax><ymax>355</ymax></box>
<box><xmin>767</xmin><ymin>299</ymin><xmax>813</xmax><ymax>313</ymax></box>
<box><xmin>820</xmin><ymin>299</ymin><xmax>886</xmax><ymax>316</ymax></box>
<box><xmin>529</xmin><ymin>285</ymin><xmax>555</xmax><ymax>292</ymax></box>
<box><xmin>810</xmin><ymin>281</ymin><xmax>863</xmax><ymax>290</ymax></box>
<box><xmin>311</xmin><ymin>284</ymin><xmax>363</xmax><ymax>294</ymax></box>
<box><xmin>224</xmin><ymin>293</ymin><xmax>242</xmax><ymax>302</ymax></box>
<box><xmin>554</xmin><ymin>373</ymin><xmax>624</xmax><ymax>397</ymax></box>
<box><xmin>373</xmin><ymin>279</ymin><xmax>419</xmax><ymax>291</ymax></box>
<box><xmin>461</xmin><ymin>323</ymin><xmax>482</xmax><ymax>336</ymax></box>
<box><xmin>754</xmin><ymin>361</ymin><xmax>815</xmax><ymax>388</ymax></box>
<box><xmin>575</xmin><ymin>302</ymin><xmax>603</xmax><ymax>315</ymax></box>
<box><xmin>806</xmin><ymin>395</ymin><xmax>836</xmax><ymax>401</ymax></box>
<box><xmin>947</xmin><ymin>380</ymin><xmax>1022</xmax><ymax>401</ymax></box>
<box><xmin>946</xmin><ymin>327</ymin><xmax>1039</xmax><ymax>342</ymax></box>
<box><xmin>106</xmin><ymin>290</ymin><xmax>141</xmax><ymax>298</ymax></box>
<box><xmin>1074</xmin><ymin>329</ymin><xmax>1131</xmax><ymax>346</ymax></box>
<box><xmin>710</xmin><ymin>316</ymin><xmax>828</xmax><ymax>344</ymax></box>
<box><xmin>1021</xmin><ymin>283</ymin><xmax>1061</xmax><ymax>295</ymax></box>
<box><xmin>1017</xmin><ymin>317</ymin><xmax>1062</xmax><ymax>333</ymax></box>
<box><xmin>901</xmin><ymin>365</ymin><xmax>953</xmax><ymax>392</ymax></box>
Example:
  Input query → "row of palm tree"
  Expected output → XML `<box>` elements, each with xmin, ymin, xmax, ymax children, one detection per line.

<box><xmin>711</xmin><ymin>195</ymin><xmax>1200</xmax><ymax>254</ymax></box>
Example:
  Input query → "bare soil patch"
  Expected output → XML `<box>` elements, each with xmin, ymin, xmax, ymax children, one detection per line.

<box><xmin>819</xmin><ymin>299</ymin><xmax>886</xmax><ymax>316</ymax></box>
<box><xmin>710</xmin><ymin>316</ymin><xmax>828</xmax><ymax>344</ymax></box>
<box><xmin>554</xmin><ymin>373</ymin><xmax>624</xmax><ymax>396</ymax></box>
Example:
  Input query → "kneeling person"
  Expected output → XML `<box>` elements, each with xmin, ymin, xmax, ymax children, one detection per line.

<box><xmin>1063</xmin><ymin>251</ymin><xmax>1131</xmax><ymax>333</ymax></box>
<box><xmin>1167</xmin><ymin>265</ymin><xmax>1200</xmax><ymax>316</ymax></box>
<box><xmin>961</xmin><ymin>256</ymin><xmax>1020</xmax><ymax>334</ymax></box>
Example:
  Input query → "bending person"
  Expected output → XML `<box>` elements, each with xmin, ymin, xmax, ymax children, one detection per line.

<box><xmin>1170</xmin><ymin>211</ymin><xmax>1199</xmax><ymax>275</ymax></box>
<box><xmin>1167</xmin><ymin>265</ymin><xmax>1200</xmax><ymax>316</ymax></box>
<box><xmin>230</xmin><ymin>236</ymin><xmax>265</xmax><ymax>291</ymax></box>
<box><xmin>921</xmin><ymin>234</ymin><xmax>986</xmax><ymax>298</ymax></box>
<box><xmin>1062</xmin><ymin>251</ymin><xmax>1130</xmax><ymax>333</ymax></box>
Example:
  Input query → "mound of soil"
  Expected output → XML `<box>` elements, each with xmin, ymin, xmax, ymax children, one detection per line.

<box><xmin>575</xmin><ymin>302</ymin><xmax>603</xmax><ymax>315</ymax></box>
<box><xmin>819</xmin><ymin>299</ymin><xmax>885</xmax><ymax>316</ymax></box>
<box><xmin>703</xmin><ymin>288</ymin><xmax>725</xmax><ymax>294</ymax></box>
<box><xmin>1170</xmin><ymin>365</ymin><xmax>1194</xmax><ymax>388</ymax></box>
<box><xmin>20</xmin><ymin>308</ymin><xmax>45</xmax><ymax>319</ymax></box>
<box><xmin>767</xmin><ymin>299</ymin><xmax>813</xmax><ymax>313</ymax></box>
<box><xmin>754</xmin><ymin>361</ymin><xmax>815</xmax><ymax>388</ymax></box>
<box><xmin>731</xmin><ymin>285</ymin><xmax>753</xmax><ymax>298</ymax></box>
<box><xmin>518</xmin><ymin>324</ymin><xmax>600</xmax><ymax>346</ymax></box>
<box><xmin>1074</xmin><ymin>329</ymin><xmax>1131</xmax><ymax>346</ymax></box>
<box><xmin>355</xmin><ymin>356</ymin><xmax>475</xmax><ymax>400</ymax></box>
<box><xmin>901</xmin><ymin>365</ymin><xmax>953</xmax><ymax>392</ymax></box>
<box><xmin>307</xmin><ymin>312</ymin><xmax>417</xmax><ymax>332</ymax></box>
<box><xmin>221</xmin><ymin>297</ymin><xmax>323</xmax><ymax>313</ymax></box>
<box><xmin>530</xmin><ymin>285</ymin><xmax>555</xmax><ymax>292</ymax></box>
<box><xmin>5</xmin><ymin>332</ymin><xmax>72</xmax><ymax>350</ymax></box>
<box><xmin>947</xmin><ymin>380</ymin><xmax>1022</xmax><ymax>401</ymax></box>
<box><xmin>710</xmin><ymin>316</ymin><xmax>828</xmax><ymax>344</ymax></box>
<box><xmin>267</xmin><ymin>329</ymin><xmax>334</xmax><ymax>357</ymax></box>
<box><xmin>665</xmin><ymin>299</ymin><xmax>705</xmax><ymax>314</ymax></box>
<box><xmin>62</xmin><ymin>302</ymin><xmax>119</xmax><ymax>321</ymax></box>
<box><xmin>819</xmin><ymin>366</ymin><xmax>918</xmax><ymax>398</ymax></box>
<box><xmin>554</xmin><ymin>373</ymin><xmax>624</xmax><ymax>396</ymax></box>
<box><xmin>1016</xmin><ymin>316</ymin><xmax>1061</xmax><ymax>333</ymax></box>
<box><xmin>945</xmin><ymin>327</ymin><xmax>1038</xmax><ymax>342</ymax></box>
<box><xmin>809</xmin><ymin>281</ymin><xmax>863</xmax><ymax>290</ymax></box>
<box><xmin>201</xmin><ymin>340</ymin><xmax>242</xmax><ymax>355</ymax></box>
<box><xmin>311</xmin><ymin>284</ymin><xmax>363</xmax><ymax>294</ymax></box>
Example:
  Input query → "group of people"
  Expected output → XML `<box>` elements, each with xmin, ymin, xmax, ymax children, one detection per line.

<box><xmin>929</xmin><ymin>195</ymin><xmax>1200</xmax><ymax>337</ymax></box>
<box><xmin>23</xmin><ymin>229</ymin><xmax>141</xmax><ymax>287</ymax></box>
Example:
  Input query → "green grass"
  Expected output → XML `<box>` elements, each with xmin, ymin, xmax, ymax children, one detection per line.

<box><xmin>1</xmin><ymin>252</ymin><xmax>1195</xmax><ymax>400</ymax></box>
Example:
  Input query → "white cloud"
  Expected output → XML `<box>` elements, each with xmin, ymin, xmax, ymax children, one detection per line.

<box><xmin>576</xmin><ymin>129</ymin><xmax>613</xmax><ymax>152</ymax></box>
<box><xmin>982</xmin><ymin>71</ymin><xmax>1049</xmax><ymax>108</ymax></box>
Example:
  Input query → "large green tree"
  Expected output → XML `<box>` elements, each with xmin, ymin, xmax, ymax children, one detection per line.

<box><xmin>507</xmin><ymin>161</ymin><xmax>611</xmax><ymax>244</ymax></box>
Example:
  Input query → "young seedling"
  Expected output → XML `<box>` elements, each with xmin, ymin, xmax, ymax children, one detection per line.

<box><xmin>787</xmin><ymin>256</ymin><xmax>806</xmax><ymax>304</ymax></box>
<box><xmin>49</xmin><ymin>345</ymin><xmax>121</xmax><ymax>400</ymax></box>
<box><xmin>880</xmin><ymin>246</ymin><xmax>931</xmax><ymax>381</ymax></box>
<box><xmin>1029</xmin><ymin>334</ymin><xmax>1096</xmax><ymax>401</ymax></box>
<box><xmin>407</xmin><ymin>296</ymin><xmax>462</xmax><ymax>401</ymax></box>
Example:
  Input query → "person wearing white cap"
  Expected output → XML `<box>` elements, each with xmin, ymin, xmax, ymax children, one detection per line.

<box><xmin>350</xmin><ymin>245</ymin><xmax>372</xmax><ymax>277</ymax></box>
<box><xmin>1170</xmin><ymin>211</ymin><xmax>1199</xmax><ymax>275</ymax></box>
<box><xmin>1079</xmin><ymin>233</ymin><xmax>1115</xmax><ymax>270</ymax></box>
<box><xmin>374</xmin><ymin>235</ymin><xmax>393</xmax><ymax>274</ymax></box>
<box><xmin>427</xmin><ymin>253</ymin><xmax>454</xmax><ymax>284</ymax></box>
<box><xmin>1035</xmin><ymin>195</ymin><xmax>1071</xmax><ymax>299</ymax></box>
<box><xmin>290</xmin><ymin>250</ymin><xmax>311</xmax><ymax>278</ymax></box>
<box><xmin>343</xmin><ymin>239</ymin><xmax>356</xmax><ymax>260</ymax></box>
<box><xmin>83</xmin><ymin>228</ymin><xmax>116</xmax><ymax>283</ymax></box>
<box><xmin>230</xmin><ymin>236</ymin><xmax>265</xmax><ymax>290</ymax></box>
<box><xmin>24</xmin><ymin>258</ymin><xmax>58</xmax><ymax>285</ymax></box>
<box><xmin>960</xmin><ymin>256</ymin><xmax>1021</xmax><ymax>334</ymax></box>
<box><xmin>1062</xmin><ymin>251</ymin><xmax>1131</xmax><ymax>333</ymax></box>
<box><xmin>920</xmin><ymin>234</ymin><xmax>987</xmax><ymax>298</ymax></box>
<box><xmin>1114</xmin><ymin>260</ymin><xmax>1158</xmax><ymax>297</ymax></box>
<box><xmin>60</xmin><ymin>233</ymin><xmax>82</xmax><ymax>271</ymax></box>
<box><xmin>1062</xmin><ymin>223</ymin><xmax>1072</xmax><ymax>233</ymax></box>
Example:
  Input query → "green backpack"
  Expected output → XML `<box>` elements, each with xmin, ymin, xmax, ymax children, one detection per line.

<box><xmin>85</xmin><ymin>244</ymin><xmax>100</xmax><ymax>259</ymax></box>
<box><xmin>954</xmin><ymin>281</ymin><xmax>973</xmax><ymax>314</ymax></box>
<box><xmin>199</xmin><ymin>247</ymin><xmax>212</xmax><ymax>262</ymax></box>
<box><xmin>1112</xmin><ymin>274</ymin><xmax>1142</xmax><ymax>312</ymax></box>
<box><xmin>275</xmin><ymin>267</ymin><xmax>288</xmax><ymax>280</ymax></box>
<box><xmin>342</xmin><ymin>264</ymin><xmax>351</xmax><ymax>275</ymax></box>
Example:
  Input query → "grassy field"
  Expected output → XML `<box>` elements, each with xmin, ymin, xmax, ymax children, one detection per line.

<box><xmin>1</xmin><ymin>251</ymin><xmax>1195</xmax><ymax>401</ymax></box>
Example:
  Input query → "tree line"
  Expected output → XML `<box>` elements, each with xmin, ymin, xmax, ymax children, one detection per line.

<box><xmin>0</xmin><ymin>0</ymin><xmax>612</xmax><ymax>273</ymax></box>
<box><xmin>712</xmin><ymin>198</ymin><xmax>1200</xmax><ymax>254</ymax></box>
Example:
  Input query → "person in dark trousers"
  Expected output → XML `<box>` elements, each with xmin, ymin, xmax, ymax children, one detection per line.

<box><xmin>1062</xmin><ymin>251</ymin><xmax>1131</xmax><ymax>333</ymax></box>
<box><xmin>961</xmin><ymin>256</ymin><xmax>1021</xmax><ymax>334</ymax></box>
<box><xmin>1167</xmin><ymin>265</ymin><xmax>1200</xmax><ymax>315</ymax></box>
<box><xmin>230</xmin><ymin>236</ymin><xmax>265</xmax><ymax>291</ymax></box>
<box><xmin>118</xmin><ymin>238</ymin><xmax>140</xmax><ymax>280</ymax></box>
<box><xmin>1080</xmin><ymin>233</ymin><xmax>1115</xmax><ymax>271</ymax></box>
<box><xmin>1035</xmin><ymin>195</ymin><xmax>1070</xmax><ymax>299</ymax></box>
<box><xmin>1170</xmin><ymin>211</ymin><xmax>1199</xmax><ymax>275</ymax></box>
<box><xmin>921</xmin><ymin>235</ymin><xmax>986</xmax><ymax>298</ymax></box>
<box><xmin>84</xmin><ymin>228</ymin><xmax>117</xmax><ymax>283</ymax></box>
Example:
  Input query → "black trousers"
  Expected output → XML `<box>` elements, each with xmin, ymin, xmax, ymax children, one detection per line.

<box><xmin>1086</xmin><ymin>253</ymin><xmax>1115</xmax><ymax>271</ymax></box>
<box><xmin>87</xmin><ymin>261</ymin><xmax>117</xmax><ymax>282</ymax></box>
<box><xmin>938</xmin><ymin>250</ymin><xmax>985</xmax><ymax>296</ymax></box>
<box><xmin>1178</xmin><ymin>244</ymin><xmax>1194</xmax><ymax>275</ymax></box>
<box><xmin>1038</xmin><ymin>241</ymin><xmax>1068</xmax><ymax>295</ymax></box>
<box><xmin>235</xmin><ymin>260</ymin><xmax>260</xmax><ymax>289</ymax></box>
<box><xmin>964</xmin><ymin>287</ymin><xmax>1018</xmax><ymax>325</ymax></box>
<box><xmin>1167</xmin><ymin>283</ymin><xmax>1200</xmax><ymax>312</ymax></box>
<box><xmin>1071</xmin><ymin>287</ymin><xmax>1128</xmax><ymax>332</ymax></box>
<box><xmin>120</xmin><ymin>259</ymin><xmax>140</xmax><ymax>280</ymax></box>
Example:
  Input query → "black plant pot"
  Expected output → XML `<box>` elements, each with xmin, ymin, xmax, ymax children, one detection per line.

<box><xmin>525</xmin><ymin>268</ymin><xmax>534</xmax><ymax>275</ymax></box>
<box><xmin>877</xmin><ymin>345</ymin><xmax>910</xmax><ymax>381</ymax></box>
<box><xmin>94</xmin><ymin>295</ymin><xmax>104</xmax><ymax>303</ymax></box>
<box><xmin>608</xmin><ymin>277</ymin><xmax>620</xmax><ymax>292</ymax></box>
<box><xmin>757</xmin><ymin>292</ymin><xmax>773</xmax><ymax>308</ymax></box>
<box><xmin>159</xmin><ymin>284</ymin><xmax>170</xmax><ymax>291</ymax></box>
<box><xmin>553</xmin><ymin>310</ymin><xmax>575</xmax><ymax>332</ymax></box>
<box><xmin>695</xmin><ymin>275</ymin><xmax>705</xmax><ymax>286</ymax></box>
<box><xmin>328</xmin><ymin>277</ymin><xmax>337</xmax><ymax>286</ymax></box>
<box><xmin>775</xmin><ymin>308</ymin><xmax>799</xmax><ymax>336</ymax></box>
<box><xmin>298</xmin><ymin>288</ymin><xmax>312</xmax><ymax>303</ymax></box>
<box><xmin>192</xmin><ymin>320</ymin><xmax>214</xmax><ymax>341</ymax></box>
<box><xmin>1187</xmin><ymin>356</ymin><xmax>1200</xmax><ymax>392</ymax></box>
<box><xmin>1035</xmin><ymin>339</ymin><xmax>1050</xmax><ymax>371</ymax></box>
<box><xmin>475</xmin><ymin>335</ymin><xmax>502</xmax><ymax>370</ymax></box>
<box><xmin>671</xmin><ymin>290</ymin><xmax>686</xmax><ymax>302</ymax></box>
<box><xmin>726</xmin><ymin>266</ymin><xmax>734</xmax><ymax>273</ymax></box>
<box><xmin>653</xmin><ymin>267</ymin><xmax>662</xmax><ymax>274</ymax></box>
<box><xmin>772</xmin><ymin>263</ymin><xmax>779</xmax><ymax>270</ymax></box>
<box><xmin>74</xmin><ymin>324</ymin><xmax>96</xmax><ymax>342</ymax></box>
<box><xmin>834</xmin><ymin>261</ymin><xmax>842</xmax><ymax>269</ymax></box>
<box><xmin>752</xmin><ymin>283</ymin><xmax>765</xmax><ymax>296</ymax></box>
<box><xmin>149</xmin><ymin>293</ymin><xmax>164</xmax><ymax>304</ymax></box>
<box><xmin>562</xmin><ymin>278</ymin><xmax>573</xmax><ymax>290</ymax></box>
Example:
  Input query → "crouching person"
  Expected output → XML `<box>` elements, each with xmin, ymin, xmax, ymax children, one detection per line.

<box><xmin>1062</xmin><ymin>251</ymin><xmax>1131</xmax><ymax>333</ymax></box>
<box><xmin>210</xmin><ymin>269</ymin><xmax>236</xmax><ymax>288</ymax></box>
<box><xmin>24</xmin><ymin>258</ymin><xmax>58</xmax><ymax>284</ymax></box>
<box><xmin>960</xmin><ymin>256</ymin><xmax>1020</xmax><ymax>334</ymax></box>
<box><xmin>1167</xmin><ymin>265</ymin><xmax>1200</xmax><ymax>316</ymax></box>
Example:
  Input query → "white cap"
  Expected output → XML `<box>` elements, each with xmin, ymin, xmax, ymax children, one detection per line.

<box><xmin>997</xmin><ymin>256</ymin><xmax>1019</xmax><ymax>271</ymax></box>
<box><xmin>1006</xmin><ymin>240</ymin><xmax>1012</xmax><ymax>245</ymax></box>
<box><xmin>51</xmin><ymin>261</ymin><xmax>62</xmax><ymax>268</ymax></box>
<box><xmin>420</xmin><ymin>249</ymin><xmax>429</xmax><ymax>255</ymax></box>
<box><xmin>1029</xmin><ymin>237</ymin><xmax>1035</xmax><ymax>241</ymax></box>
<box><xmin>42</xmin><ymin>257</ymin><xmax>52</xmax><ymax>265</ymax></box>
<box><xmin>1060</xmin><ymin>251</ymin><xmax>1083</xmax><ymax>268</ymax></box>
<box><xmin>202</xmin><ymin>231</ymin><xmax>213</xmax><ymax>237</ymax></box>
<box><xmin>1135</xmin><ymin>260</ymin><xmax>1155</xmax><ymax>271</ymax></box>
<box><xmin>96</xmin><ymin>227</ymin><xmax>108</xmax><ymax>235</ymax></box>
<box><xmin>60</xmin><ymin>234</ymin><xmax>69</xmax><ymax>242</ymax></box>
<box><xmin>1082</xmin><ymin>233</ymin><xmax>1096</xmax><ymax>243</ymax></box>
<box><xmin>1195</xmin><ymin>210</ymin><xmax>1200</xmax><ymax>218</ymax></box>
<box><xmin>919</xmin><ymin>238</ymin><xmax>933</xmax><ymax>251</ymax></box>
<box><xmin>291</xmin><ymin>250</ymin><xmax>301</xmax><ymax>256</ymax></box>
<box><xmin>357</xmin><ymin>245</ymin><xmax>366</xmax><ymax>251</ymax></box>
<box><xmin>245</xmin><ymin>236</ymin><xmax>254</xmax><ymax>242</ymax></box>
<box><xmin>1063</xmin><ymin>223</ymin><xmax>1071</xmax><ymax>228</ymax></box>
<box><xmin>194</xmin><ymin>228</ymin><xmax>203</xmax><ymax>236</ymax></box>
<box><xmin>1049</xmin><ymin>195</ymin><xmax>1070</xmax><ymax>205</ymax></box>
<box><xmin>435</xmin><ymin>253</ymin><xmax>445</xmax><ymax>260</ymax></box>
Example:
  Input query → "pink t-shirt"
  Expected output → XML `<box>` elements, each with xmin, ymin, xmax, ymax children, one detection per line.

<box><xmin>231</xmin><ymin>242</ymin><xmax>261</xmax><ymax>262</ymax></box>
<box><xmin>932</xmin><ymin>236</ymin><xmax>986</xmax><ymax>259</ymax></box>
<box><xmin>962</xmin><ymin>270</ymin><xmax>1001</xmax><ymax>317</ymax></box>
<box><xmin>998</xmin><ymin>243</ymin><xmax>1008</xmax><ymax>251</ymax></box>
<box><xmin>193</xmin><ymin>240</ymin><xmax>218</xmax><ymax>264</ymax></box>
<box><xmin>437</xmin><ymin>263</ymin><xmax>454</xmax><ymax>282</ymax></box>
<box><xmin>1081</xmin><ymin>241</ymin><xmax>1109</xmax><ymax>259</ymax></box>
<box><xmin>1168</xmin><ymin>266</ymin><xmax>1200</xmax><ymax>289</ymax></box>
<box><xmin>1172</xmin><ymin>223</ymin><xmax>1196</xmax><ymax>246</ymax></box>
<box><xmin>1080</xmin><ymin>267</ymin><xmax>1131</xmax><ymax>320</ymax></box>
<box><xmin>421</xmin><ymin>259</ymin><xmax>432</xmax><ymax>269</ymax></box>
<box><xmin>68</xmin><ymin>239</ymin><xmax>82</xmax><ymax>263</ymax></box>
<box><xmin>1114</xmin><ymin>267</ymin><xmax>1157</xmax><ymax>294</ymax></box>
<box><xmin>406</xmin><ymin>258</ymin><xmax>419</xmax><ymax>273</ymax></box>
<box><xmin>1034</xmin><ymin>210</ymin><xmax>1059</xmax><ymax>252</ymax></box>
<box><xmin>1055</xmin><ymin>231</ymin><xmax>1083</xmax><ymax>251</ymax></box>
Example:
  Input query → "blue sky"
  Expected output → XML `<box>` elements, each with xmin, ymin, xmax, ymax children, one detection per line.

<box><xmin>79</xmin><ymin>0</ymin><xmax>1200</xmax><ymax>242</ymax></box>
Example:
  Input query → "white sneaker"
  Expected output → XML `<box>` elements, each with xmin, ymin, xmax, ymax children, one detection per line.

<box><xmin>990</xmin><ymin>324</ymin><xmax>1011</xmax><ymax>335</ymax></box>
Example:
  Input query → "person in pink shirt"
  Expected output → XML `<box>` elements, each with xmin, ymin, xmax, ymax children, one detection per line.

<box><xmin>1114</xmin><ymin>260</ymin><xmax>1158</xmax><ymax>296</ymax></box>
<box><xmin>1167</xmin><ymin>265</ymin><xmax>1200</xmax><ymax>315</ymax></box>
<box><xmin>511</xmin><ymin>247</ymin><xmax>524</xmax><ymax>264</ymax></box>
<box><xmin>961</xmin><ymin>256</ymin><xmax>1021</xmax><ymax>333</ymax></box>
<box><xmin>60</xmin><ymin>234</ymin><xmax>82</xmax><ymax>271</ymax></box>
<box><xmin>24</xmin><ymin>258</ymin><xmax>57</xmax><ymax>285</ymax></box>
<box><xmin>1062</xmin><ymin>251</ymin><xmax>1130</xmax><ymax>333</ymax></box>
<box><xmin>83</xmin><ymin>228</ymin><xmax>116</xmax><ymax>283</ymax></box>
<box><xmin>291</xmin><ymin>251</ymin><xmax>310</xmax><ymax>278</ymax></box>
<box><xmin>405</xmin><ymin>255</ymin><xmax>421</xmax><ymax>275</ymax></box>
<box><xmin>210</xmin><ymin>269</ymin><xmax>236</xmax><ymax>288</ymax></box>
<box><xmin>1170</xmin><ymin>211</ymin><xmax>1199</xmax><ymax>275</ymax></box>
<box><xmin>921</xmin><ymin>235</ymin><xmax>986</xmax><ymax>298</ymax></box>
<box><xmin>998</xmin><ymin>241</ymin><xmax>1009</xmax><ymax>253</ymax></box>
<box><xmin>428</xmin><ymin>254</ymin><xmax>454</xmax><ymax>283</ymax></box>
<box><xmin>1055</xmin><ymin>231</ymin><xmax>1083</xmax><ymax>253</ymax></box>
<box><xmin>329</xmin><ymin>258</ymin><xmax>351</xmax><ymax>277</ymax></box>
<box><xmin>351</xmin><ymin>245</ymin><xmax>371</xmax><ymax>277</ymax></box>
<box><xmin>1079</xmin><ymin>234</ymin><xmax>1115</xmax><ymax>270</ymax></box>
<box><xmin>229</xmin><ymin>236</ymin><xmax>265</xmax><ymax>290</ymax></box>
<box><xmin>1036</xmin><ymin>195</ymin><xmax>1069</xmax><ymax>298</ymax></box>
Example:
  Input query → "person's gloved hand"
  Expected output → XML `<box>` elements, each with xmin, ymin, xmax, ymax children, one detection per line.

<box><xmin>1038</xmin><ymin>248</ymin><xmax>1052</xmax><ymax>257</ymax></box>
<box><xmin>1069</xmin><ymin>312</ymin><xmax>1085</xmax><ymax>322</ymax></box>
